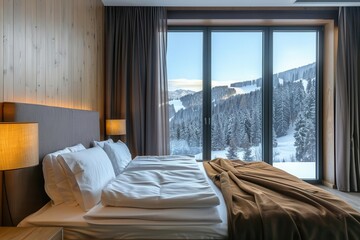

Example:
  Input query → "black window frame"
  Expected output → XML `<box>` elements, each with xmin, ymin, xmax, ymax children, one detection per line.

<box><xmin>167</xmin><ymin>26</ymin><xmax>323</xmax><ymax>182</ymax></box>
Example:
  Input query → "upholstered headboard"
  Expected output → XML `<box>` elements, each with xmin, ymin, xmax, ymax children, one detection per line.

<box><xmin>1</xmin><ymin>102</ymin><xmax>100</xmax><ymax>225</ymax></box>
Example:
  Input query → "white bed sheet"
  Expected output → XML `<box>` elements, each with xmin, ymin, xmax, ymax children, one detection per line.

<box><xmin>85</xmin><ymin>204</ymin><xmax>222</xmax><ymax>225</ymax></box>
<box><xmin>19</xmin><ymin>161</ymin><xmax>228</xmax><ymax>239</ymax></box>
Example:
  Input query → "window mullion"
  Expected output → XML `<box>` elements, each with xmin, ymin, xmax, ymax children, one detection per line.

<box><xmin>263</xmin><ymin>28</ymin><xmax>273</xmax><ymax>165</ymax></box>
<box><xmin>203</xmin><ymin>28</ymin><xmax>212</xmax><ymax>160</ymax></box>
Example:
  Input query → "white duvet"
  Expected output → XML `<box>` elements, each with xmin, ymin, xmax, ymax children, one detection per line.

<box><xmin>101</xmin><ymin>156</ymin><xmax>220</xmax><ymax>208</ymax></box>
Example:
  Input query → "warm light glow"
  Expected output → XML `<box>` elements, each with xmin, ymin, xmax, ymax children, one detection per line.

<box><xmin>0</xmin><ymin>123</ymin><xmax>39</xmax><ymax>170</ymax></box>
<box><xmin>106</xmin><ymin>119</ymin><xmax>126</xmax><ymax>135</ymax></box>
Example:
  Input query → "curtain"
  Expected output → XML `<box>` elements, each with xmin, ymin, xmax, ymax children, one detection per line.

<box><xmin>335</xmin><ymin>7</ymin><xmax>360</xmax><ymax>192</ymax></box>
<box><xmin>105</xmin><ymin>7</ymin><xmax>169</xmax><ymax>156</ymax></box>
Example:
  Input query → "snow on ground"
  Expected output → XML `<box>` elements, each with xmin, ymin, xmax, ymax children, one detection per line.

<box><xmin>273</xmin><ymin>127</ymin><xmax>296</xmax><ymax>162</ymax></box>
<box><xmin>195</xmin><ymin>148</ymin><xmax>315</xmax><ymax>179</ymax></box>
<box><xmin>169</xmin><ymin>99</ymin><xmax>184</xmax><ymax>112</ymax></box>
<box><xmin>192</xmin><ymin>127</ymin><xmax>316</xmax><ymax>179</ymax></box>
<box><xmin>195</xmin><ymin>145</ymin><xmax>262</xmax><ymax>162</ymax></box>
<box><xmin>233</xmin><ymin>84</ymin><xmax>260</xmax><ymax>95</ymax></box>
<box><xmin>273</xmin><ymin>162</ymin><xmax>315</xmax><ymax>179</ymax></box>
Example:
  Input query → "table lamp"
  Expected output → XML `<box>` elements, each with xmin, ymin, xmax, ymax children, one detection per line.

<box><xmin>106</xmin><ymin>119</ymin><xmax>126</xmax><ymax>143</ymax></box>
<box><xmin>106</xmin><ymin>119</ymin><xmax>126</xmax><ymax>136</ymax></box>
<box><xmin>0</xmin><ymin>122</ymin><xmax>39</xmax><ymax>225</ymax></box>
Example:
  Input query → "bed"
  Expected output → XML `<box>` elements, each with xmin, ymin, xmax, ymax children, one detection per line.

<box><xmin>19</xmin><ymin>156</ymin><xmax>228</xmax><ymax>239</ymax></box>
<box><xmin>1</xmin><ymin>102</ymin><xmax>360</xmax><ymax>240</ymax></box>
<box><xmin>1</xmin><ymin>102</ymin><xmax>227</xmax><ymax>239</ymax></box>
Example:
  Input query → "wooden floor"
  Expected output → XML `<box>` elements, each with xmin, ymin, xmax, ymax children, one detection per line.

<box><xmin>318</xmin><ymin>185</ymin><xmax>360</xmax><ymax>212</ymax></box>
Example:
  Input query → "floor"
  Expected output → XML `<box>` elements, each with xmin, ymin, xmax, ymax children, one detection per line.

<box><xmin>317</xmin><ymin>185</ymin><xmax>360</xmax><ymax>212</ymax></box>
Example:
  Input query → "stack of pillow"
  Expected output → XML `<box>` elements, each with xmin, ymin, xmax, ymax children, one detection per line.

<box><xmin>42</xmin><ymin>139</ymin><xmax>132</xmax><ymax>211</ymax></box>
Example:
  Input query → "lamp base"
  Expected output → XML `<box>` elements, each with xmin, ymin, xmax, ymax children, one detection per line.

<box><xmin>1</xmin><ymin>171</ymin><xmax>14</xmax><ymax>226</ymax></box>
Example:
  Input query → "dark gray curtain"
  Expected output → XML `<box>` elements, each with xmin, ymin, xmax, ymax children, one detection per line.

<box><xmin>335</xmin><ymin>7</ymin><xmax>360</xmax><ymax>192</ymax></box>
<box><xmin>105</xmin><ymin>7</ymin><xmax>169</xmax><ymax>156</ymax></box>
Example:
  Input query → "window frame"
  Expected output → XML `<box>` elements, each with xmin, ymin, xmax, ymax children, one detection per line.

<box><xmin>167</xmin><ymin>26</ymin><xmax>323</xmax><ymax>182</ymax></box>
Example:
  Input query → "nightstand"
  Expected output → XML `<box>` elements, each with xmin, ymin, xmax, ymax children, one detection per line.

<box><xmin>0</xmin><ymin>227</ymin><xmax>63</xmax><ymax>240</ymax></box>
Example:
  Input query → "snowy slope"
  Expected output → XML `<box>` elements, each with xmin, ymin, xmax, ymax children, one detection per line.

<box><xmin>233</xmin><ymin>84</ymin><xmax>260</xmax><ymax>95</ymax></box>
<box><xmin>169</xmin><ymin>99</ymin><xmax>185</xmax><ymax>112</ymax></box>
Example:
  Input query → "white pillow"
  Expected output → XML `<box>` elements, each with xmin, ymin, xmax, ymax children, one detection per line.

<box><xmin>42</xmin><ymin>143</ymin><xmax>86</xmax><ymax>206</ymax></box>
<box><xmin>57</xmin><ymin>147</ymin><xmax>115</xmax><ymax>211</ymax></box>
<box><xmin>91</xmin><ymin>139</ymin><xmax>113</xmax><ymax>148</ymax></box>
<box><xmin>67</xmin><ymin>143</ymin><xmax>86</xmax><ymax>152</ymax></box>
<box><xmin>103</xmin><ymin>141</ymin><xmax>132</xmax><ymax>176</ymax></box>
<box><xmin>43</xmin><ymin>148</ymin><xmax>71</xmax><ymax>205</ymax></box>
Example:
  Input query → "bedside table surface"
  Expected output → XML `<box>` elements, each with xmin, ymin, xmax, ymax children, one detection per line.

<box><xmin>0</xmin><ymin>227</ymin><xmax>63</xmax><ymax>240</ymax></box>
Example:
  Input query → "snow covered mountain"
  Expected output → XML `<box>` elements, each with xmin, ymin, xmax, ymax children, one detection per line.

<box><xmin>168</xmin><ymin>62</ymin><xmax>317</xmax><ymax>163</ymax></box>
<box><xmin>168</xmin><ymin>89</ymin><xmax>195</xmax><ymax>100</ymax></box>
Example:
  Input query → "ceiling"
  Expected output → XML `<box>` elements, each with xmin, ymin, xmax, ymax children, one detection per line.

<box><xmin>102</xmin><ymin>0</ymin><xmax>360</xmax><ymax>7</ymax></box>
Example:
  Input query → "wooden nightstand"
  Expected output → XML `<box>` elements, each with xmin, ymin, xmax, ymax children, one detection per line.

<box><xmin>0</xmin><ymin>227</ymin><xmax>63</xmax><ymax>240</ymax></box>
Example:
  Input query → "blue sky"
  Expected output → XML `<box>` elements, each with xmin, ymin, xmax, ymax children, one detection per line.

<box><xmin>167</xmin><ymin>30</ymin><xmax>316</xmax><ymax>92</ymax></box>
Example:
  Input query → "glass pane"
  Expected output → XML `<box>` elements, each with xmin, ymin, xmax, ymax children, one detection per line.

<box><xmin>211</xmin><ymin>31</ymin><xmax>263</xmax><ymax>161</ymax></box>
<box><xmin>167</xmin><ymin>32</ymin><xmax>203</xmax><ymax>160</ymax></box>
<box><xmin>272</xmin><ymin>31</ymin><xmax>317</xmax><ymax>179</ymax></box>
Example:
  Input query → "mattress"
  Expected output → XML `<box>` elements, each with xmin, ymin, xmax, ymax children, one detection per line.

<box><xmin>19</xmin><ymin>162</ymin><xmax>228</xmax><ymax>239</ymax></box>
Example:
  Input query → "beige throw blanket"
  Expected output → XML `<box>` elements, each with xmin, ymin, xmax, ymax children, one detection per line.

<box><xmin>204</xmin><ymin>158</ymin><xmax>360</xmax><ymax>240</ymax></box>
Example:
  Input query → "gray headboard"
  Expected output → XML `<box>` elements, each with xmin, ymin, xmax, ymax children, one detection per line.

<box><xmin>1</xmin><ymin>102</ymin><xmax>100</xmax><ymax>225</ymax></box>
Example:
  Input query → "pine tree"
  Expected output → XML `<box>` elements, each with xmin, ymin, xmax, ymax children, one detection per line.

<box><xmin>176</xmin><ymin>126</ymin><xmax>181</xmax><ymax>140</ymax></box>
<box><xmin>243</xmin><ymin>144</ymin><xmax>252</xmax><ymax>161</ymax></box>
<box><xmin>226</xmin><ymin>140</ymin><xmax>238</xmax><ymax>160</ymax></box>
<box><xmin>232</xmin><ymin>117</ymin><xmax>242</xmax><ymax>147</ymax></box>
<box><xmin>273</xmin><ymin>84</ymin><xmax>291</xmax><ymax>137</ymax></box>
<box><xmin>303</xmin><ymin>79</ymin><xmax>317</xmax><ymax>162</ymax></box>
<box><xmin>211</xmin><ymin>114</ymin><xmax>223</xmax><ymax>150</ymax></box>
<box><xmin>273</xmin><ymin>127</ymin><xmax>278</xmax><ymax>147</ymax></box>
<box><xmin>244</xmin><ymin>117</ymin><xmax>251</xmax><ymax>145</ymax></box>
<box><xmin>290</xmin><ymin>81</ymin><xmax>306</xmax><ymax>124</ymax></box>
<box><xmin>294</xmin><ymin>112</ymin><xmax>307</xmax><ymax>161</ymax></box>
<box><xmin>194</xmin><ymin>119</ymin><xmax>201</xmax><ymax>147</ymax></box>
<box><xmin>251</xmin><ymin>104</ymin><xmax>262</xmax><ymax>146</ymax></box>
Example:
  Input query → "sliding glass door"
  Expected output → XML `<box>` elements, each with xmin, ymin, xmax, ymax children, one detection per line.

<box><xmin>167</xmin><ymin>31</ymin><xmax>203</xmax><ymax>159</ymax></box>
<box><xmin>167</xmin><ymin>27</ymin><xmax>322</xmax><ymax>180</ymax></box>
<box><xmin>211</xmin><ymin>31</ymin><xmax>263</xmax><ymax>161</ymax></box>
<box><xmin>272</xmin><ymin>30</ymin><xmax>319</xmax><ymax>179</ymax></box>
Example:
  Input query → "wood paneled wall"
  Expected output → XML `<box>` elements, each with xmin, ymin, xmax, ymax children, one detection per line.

<box><xmin>0</xmin><ymin>0</ymin><xmax>104</xmax><ymax>135</ymax></box>
<box><xmin>322</xmin><ymin>21</ymin><xmax>336</xmax><ymax>188</ymax></box>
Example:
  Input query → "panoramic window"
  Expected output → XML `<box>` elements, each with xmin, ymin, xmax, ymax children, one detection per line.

<box><xmin>272</xmin><ymin>31</ymin><xmax>318</xmax><ymax>179</ymax></box>
<box><xmin>167</xmin><ymin>27</ymin><xmax>322</xmax><ymax>180</ymax></box>
<box><xmin>211</xmin><ymin>31</ymin><xmax>263</xmax><ymax>161</ymax></box>
<box><xmin>167</xmin><ymin>31</ymin><xmax>203</xmax><ymax>158</ymax></box>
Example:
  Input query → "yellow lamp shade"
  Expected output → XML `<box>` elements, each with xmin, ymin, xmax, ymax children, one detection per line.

<box><xmin>0</xmin><ymin>123</ymin><xmax>39</xmax><ymax>170</ymax></box>
<box><xmin>106</xmin><ymin>119</ymin><xmax>126</xmax><ymax>135</ymax></box>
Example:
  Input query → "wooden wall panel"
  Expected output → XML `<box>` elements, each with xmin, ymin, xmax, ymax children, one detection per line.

<box><xmin>45</xmin><ymin>0</ymin><xmax>55</xmax><ymax>106</ymax></box>
<box><xmin>3</xmin><ymin>0</ymin><xmax>14</xmax><ymax>101</ymax></box>
<box><xmin>74</xmin><ymin>0</ymin><xmax>84</xmax><ymax>110</ymax></box>
<box><xmin>0</xmin><ymin>0</ymin><xmax>104</xmax><ymax>128</ymax></box>
<box><xmin>36</xmin><ymin>0</ymin><xmax>46</xmax><ymax>104</ymax></box>
<box><xmin>25</xmin><ymin>0</ymin><xmax>37</xmax><ymax>104</ymax></box>
<box><xmin>96</xmin><ymin>0</ymin><xmax>105</xmax><ymax>137</ymax></box>
<box><xmin>0</xmin><ymin>0</ymin><xmax>3</xmax><ymax>102</ymax></box>
<box><xmin>53</xmin><ymin>0</ymin><xmax>60</xmax><ymax>107</ymax></box>
<box><xmin>322</xmin><ymin>21</ymin><xmax>336</xmax><ymax>188</ymax></box>
<box><xmin>13</xmin><ymin>0</ymin><xmax>26</xmax><ymax>102</ymax></box>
